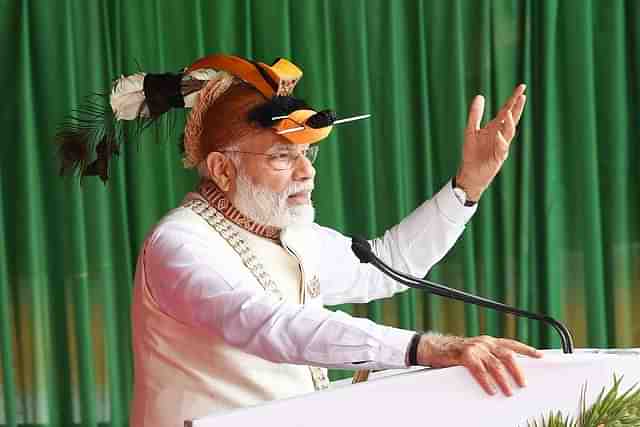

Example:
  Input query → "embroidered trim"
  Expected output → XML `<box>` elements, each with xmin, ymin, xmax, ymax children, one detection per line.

<box><xmin>198</xmin><ymin>180</ymin><xmax>281</xmax><ymax>241</ymax></box>
<box><xmin>183</xmin><ymin>198</ymin><xmax>329</xmax><ymax>390</ymax></box>
<box><xmin>183</xmin><ymin>199</ymin><xmax>283</xmax><ymax>299</ymax></box>
<box><xmin>307</xmin><ymin>276</ymin><xmax>321</xmax><ymax>299</ymax></box>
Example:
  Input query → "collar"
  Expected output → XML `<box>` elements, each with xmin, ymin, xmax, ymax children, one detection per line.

<box><xmin>197</xmin><ymin>180</ymin><xmax>281</xmax><ymax>241</ymax></box>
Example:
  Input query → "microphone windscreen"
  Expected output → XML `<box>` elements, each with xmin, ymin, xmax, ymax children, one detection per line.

<box><xmin>351</xmin><ymin>236</ymin><xmax>374</xmax><ymax>264</ymax></box>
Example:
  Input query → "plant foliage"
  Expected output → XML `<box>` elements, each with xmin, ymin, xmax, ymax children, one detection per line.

<box><xmin>525</xmin><ymin>375</ymin><xmax>640</xmax><ymax>427</ymax></box>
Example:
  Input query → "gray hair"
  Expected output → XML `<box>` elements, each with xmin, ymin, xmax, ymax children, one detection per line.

<box><xmin>196</xmin><ymin>144</ymin><xmax>242</xmax><ymax>179</ymax></box>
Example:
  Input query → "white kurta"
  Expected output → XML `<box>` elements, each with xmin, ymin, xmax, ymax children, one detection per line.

<box><xmin>130</xmin><ymin>180</ymin><xmax>476</xmax><ymax>427</ymax></box>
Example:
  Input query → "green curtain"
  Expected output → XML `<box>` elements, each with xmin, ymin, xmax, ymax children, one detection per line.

<box><xmin>1</xmin><ymin>0</ymin><xmax>639</xmax><ymax>425</ymax></box>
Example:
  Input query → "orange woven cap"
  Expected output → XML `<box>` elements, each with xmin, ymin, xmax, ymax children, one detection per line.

<box><xmin>187</xmin><ymin>54</ymin><xmax>303</xmax><ymax>98</ymax></box>
<box><xmin>55</xmin><ymin>52</ymin><xmax>351</xmax><ymax>181</ymax></box>
<box><xmin>272</xmin><ymin>110</ymin><xmax>333</xmax><ymax>145</ymax></box>
<box><xmin>184</xmin><ymin>83</ymin><xmax>272</xmax><ymax>166</ymax></box>
<box><xmin>182</xmin><ymin>54</ymin><xmax>336</xmax><ymax>167</ymax></box>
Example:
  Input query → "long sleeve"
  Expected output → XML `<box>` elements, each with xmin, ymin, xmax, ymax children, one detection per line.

<box><xmin>143</xmin><ymin>180</ymin><xmax>475</xmax><ymax>372</ymax></box>
<box><xmin>317</xmin><ymin>180</ymin><xmax>477</xmax><ymax>305</ymax></box>
<box><xmin>144</xmin><ymin>218</ymin><xmax>415</xmax><ymax>370</ymax></box>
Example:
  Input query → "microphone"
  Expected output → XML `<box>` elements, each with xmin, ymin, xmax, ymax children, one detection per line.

<box><xmin>351</xmin><ymin>236</ymin><xmax>574</xmax><ymax>354</ymax></box>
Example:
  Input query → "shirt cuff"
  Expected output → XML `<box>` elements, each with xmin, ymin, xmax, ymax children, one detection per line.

<box><xmin>377</xmin><ymin>327</ymin><xmax>417</xmax><ymax>369</ymax></box>
<box><xmin>433</xmin><ymin>180</ymin><xmax>478</xmax><ymax>225</ymax></box>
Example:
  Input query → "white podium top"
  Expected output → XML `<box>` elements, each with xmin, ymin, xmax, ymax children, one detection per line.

<box><xmin>188</xmin><ymin>349</ymin><xmax>640</xmax><ymax>427</ymax></box>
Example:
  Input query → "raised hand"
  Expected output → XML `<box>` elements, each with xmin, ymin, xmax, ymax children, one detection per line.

<box><xmin>455</xmin><ymin>84</ymin><xmax>527</xmax><ymax>201</ymax></box>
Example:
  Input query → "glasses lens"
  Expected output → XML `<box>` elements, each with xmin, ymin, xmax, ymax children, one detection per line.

<box><xmin>270</xmin><ymin>152</ymin><xmax>292</xmax><ymax>170</ymax></box>
<box><xmin>268</xmin><ymin>146</ymin><xmax>319</xmax><ymax>170</ymax></box>
<box><xmin>304</xmin><ymin>145</ymin><xmax>319</xmax><ymax>164</ymax></box>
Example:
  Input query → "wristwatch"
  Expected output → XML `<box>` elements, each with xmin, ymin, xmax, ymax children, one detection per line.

<box><xmin>452</xmin><ymin>177</ymin><xmax>477</xmax><ymax>207</ymax></box>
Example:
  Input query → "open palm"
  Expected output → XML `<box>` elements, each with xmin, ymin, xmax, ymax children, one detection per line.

<box><xmin>456</xmin><ymin>84</ymin><xmax>527</xmax><ymax>201</ymax></box>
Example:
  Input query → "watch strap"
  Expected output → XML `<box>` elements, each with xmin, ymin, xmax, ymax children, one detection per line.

<box><xmin>452</xmin><ymin>177</ymin><xmax>477</xmax><ymax>207</ymax></box>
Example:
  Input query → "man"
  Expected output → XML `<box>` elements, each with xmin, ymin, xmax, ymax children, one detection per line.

<box><xmin>57</xmin><ymin>54</ymin><xmax>542</xmax><ymax>427</ymax></box>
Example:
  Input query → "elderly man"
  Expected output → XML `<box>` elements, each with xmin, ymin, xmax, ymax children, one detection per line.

<box><xmin>57</xmin><ymin>54</ymin><xmax>541</xmax><ymax>427</ymax></box>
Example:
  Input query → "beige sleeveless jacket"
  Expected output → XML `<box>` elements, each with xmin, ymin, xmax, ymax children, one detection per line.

<box><xmin>129</xmin><ymin>205</ymin><xmax>324</xmax><ymax>427</ymax></box>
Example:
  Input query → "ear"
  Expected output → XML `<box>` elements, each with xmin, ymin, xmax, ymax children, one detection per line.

<box><xmin>206</xmin><ymin>152</ymin><xmax>237</xmax><ymax>192</ymax></box>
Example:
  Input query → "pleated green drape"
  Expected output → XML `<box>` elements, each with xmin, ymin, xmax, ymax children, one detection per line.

<box><xmin>1</xmin><ymin>0</ymin><xmax>639</xmax><ymax>425</ymax></box>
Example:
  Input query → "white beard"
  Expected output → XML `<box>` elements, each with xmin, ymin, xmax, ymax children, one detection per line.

<box><xmin>232</xmin><ymin>171</ymin><xmax>315</xmax><ymax>229</ymax></box>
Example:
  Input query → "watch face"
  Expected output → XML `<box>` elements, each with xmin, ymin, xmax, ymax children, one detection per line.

<box><xmin>453</xmin><ymin>187</ymin><xmax>467</xmax><ymax>205</ymax></box>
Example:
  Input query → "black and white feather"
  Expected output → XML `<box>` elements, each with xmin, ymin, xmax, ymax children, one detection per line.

<box><xmin>55</xmin><ymin>69</ymin><xmax>217</xmax><ymax>183</ymax></box>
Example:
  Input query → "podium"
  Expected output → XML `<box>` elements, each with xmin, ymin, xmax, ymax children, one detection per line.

<box><xmin>187</xmin><ymin>349</ymin><xmax>640</xmax><ymax>427</ymax></box>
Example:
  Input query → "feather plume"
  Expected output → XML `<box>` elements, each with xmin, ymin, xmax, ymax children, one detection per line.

<box><xmin>56</xmin><ymin>68</ymin><xmax>235</xmax><ymax>182</ymax></box>
<box><xmin>57</xmin><ymin>130</ymin><xmax>90</xmax><ymax>176</ymax></box>
<box><xmin>56</xmin><ymin>89</ymin><xmax>184</xmax><ymax>182</ymax></box>
<box><xmin>83</xmin><ymin>139</ymin><xmax>120</xmax><ymax>182</ymax></box>
<box><xmin>248</xmin><ymin>96</ymin><xmax>308</xmax><ymax>127</ymax></box>
<box><xmin>55</xmin><ymin>94</ymin><xmax>124</xmax><ymax>181</ymax></box>
<box><xmin>306</xmin><ymin>110</ymin><xmax>336</xmax><ymax>128</ymax></box>
<box><xmin>110</xmin><ymin>73</ymin><xmax>149</xmax><ymax>120</ymax></box>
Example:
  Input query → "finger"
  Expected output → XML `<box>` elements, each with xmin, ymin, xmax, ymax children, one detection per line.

<box><xmin>498</xmin><ymin>339</ymin><xmax>544</xmax><ymax>358</ymax></box>
<box><xmin>466</xmin><ymin>95</ymin><xmax>485</xmax><ymax>131</ymax></box>
<box><xmin>502</xmin><ymin>110</ymin><xmax>516</xmax><ymax>141</ymax></box>
<box><xmin>511</xmin><ymin>94</ymin><xmax>527</xmax><ymax>125</ymax></box>
<box><xmin>466</xmin><ymin>361</ymin><xmax>496</xmax><ymax>396</ymax></box>
<box><xmin>498</xmin><ymin>84</ymin><xmax>526</xmax><ymax>118</ymax></box>
<box><xmin>511</xmin><ymin>83</ymin><xmax>527</xmax><ymax>104</ymax></box>
<box><xmin>484</xmin><ymin>356</ymin><xmax>513</xmax><ymax>396</ymax></box>
<box><xmin>495</xmin><ymin>348</ymin><xmax>526</xmax><ymax>388</ymax></box>
<box><xmin>496</xmin><ymin>130</ymin><xmax>509</xmax><ymax>158</ymax></box>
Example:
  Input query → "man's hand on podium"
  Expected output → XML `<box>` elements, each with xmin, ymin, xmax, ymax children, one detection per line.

<box><xmin>417</xmin><ymin>334</ymin><xmax>543</xmax><ymax>396</ymax></box>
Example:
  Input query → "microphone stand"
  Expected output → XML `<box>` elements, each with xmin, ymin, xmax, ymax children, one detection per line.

<box><xmin>351</xmin><ymin>237</ymin><xmax>574</xmax><ymax>354</ymax></box>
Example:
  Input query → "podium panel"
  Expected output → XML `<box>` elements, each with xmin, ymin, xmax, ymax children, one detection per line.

<box><xmin>187</xmin><ymin>349</ymin><xmax>640</xmax><ymax>427</ymax></box>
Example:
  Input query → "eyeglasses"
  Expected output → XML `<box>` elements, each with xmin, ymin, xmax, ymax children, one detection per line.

<box><xmin>219</xmin><ymin>145</ymin><xmax>319</xmax><ymax>171</ymax></box>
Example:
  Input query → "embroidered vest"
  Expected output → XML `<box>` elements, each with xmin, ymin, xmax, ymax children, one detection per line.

<box><xmin>130</xmin><ymin>190</ymin><xmax>328</xmax><ymax>427</ymax></box>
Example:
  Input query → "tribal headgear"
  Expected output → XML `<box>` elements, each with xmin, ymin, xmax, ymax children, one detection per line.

<box><xmin>55</xmin><ymin>53</ymin><xmax>369</xmax><ymax>182</ymax></box>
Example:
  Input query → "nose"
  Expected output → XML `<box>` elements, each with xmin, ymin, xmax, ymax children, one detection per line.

<box><xmin>292</xmin><ymin>152</ymin><xmax>316</xmax><ymax>182</ymax></box>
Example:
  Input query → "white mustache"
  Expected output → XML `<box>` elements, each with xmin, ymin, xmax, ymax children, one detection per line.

<box><xmin>285</xmin><ymin>184</ymin><xmax>314</xmax><ymax>197</ymax></box>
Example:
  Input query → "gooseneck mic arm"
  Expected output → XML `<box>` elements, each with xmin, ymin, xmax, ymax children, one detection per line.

<box><xmin>351</xmin><ymin>236</ymin><xmax>574</xmax><ymax>354</ymax></box>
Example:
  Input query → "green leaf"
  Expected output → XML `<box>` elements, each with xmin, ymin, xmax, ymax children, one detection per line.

<box><xmin>523</xmin><ymin>374</ymin><xmax>640</xmax><ymax>427</ymax></box>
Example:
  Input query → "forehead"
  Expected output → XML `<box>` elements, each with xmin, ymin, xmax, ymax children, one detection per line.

<box><xmin>241</xmin><ymin>130</ymin><xmax>299</xmax><ymax>152</ymax></box>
